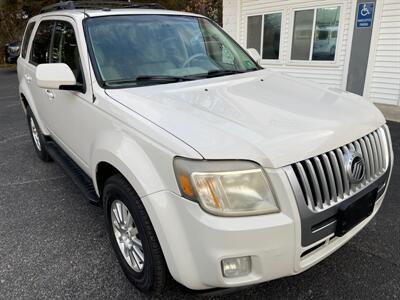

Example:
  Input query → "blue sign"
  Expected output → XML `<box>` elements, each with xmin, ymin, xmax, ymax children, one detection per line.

<box><xmin>357</xmin><ymin>2</ymin><xmax>374</xmax><ymax>28</ymax></box>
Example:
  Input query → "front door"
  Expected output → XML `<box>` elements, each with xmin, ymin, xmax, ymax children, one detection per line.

<box><xmin>44</xmin><ymin>18</ymin><xmax>94</xmax><ymax>172</ymax></box>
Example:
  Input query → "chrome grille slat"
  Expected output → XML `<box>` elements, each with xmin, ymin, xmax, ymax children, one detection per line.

<box><xmin>328</xmin><ymin>151</ymin><xmax>344</xmax><ymax>199</ymax></box>
<box><xmin>295</xmin><ymin>162</ymin><xmax>315</xmax><ymax>210</ymax></box>
<box><xmin>353</xmin><ymin>140</ymin><xmax>364</xmax><ymax>187</ymax></box>
<box><xmin>305</xmin><ymin>160</ymin><xmax>323</xmax><ymax>209</ymax></box>
<box><xmin>359</xmin><ymin>138</ymin><xmax>371</xmax><ymax>181</ymax></box>
<box><xmin>364</xmin><ymin>136</ymin><xmax>375</xmax><ymax>177</ymax></box>
<box><xmin>321</xmin><ymin>154</ymin><xmax>337</xmax><ymax>203</ymax></box>
<box><xmin>373</xmin><ymin>131</ymin><xmax>383</xmax><ymax>172</ymax></box>
<box><xmin>337</xmin><ymin>148</ymin><xmax>350</xmax><ymax>195</ymax></box>
<box><xmin>291</xmin><ymin>128</ymin><xmax>388</xmax><ymax>212</ymax></box>
<box><xmin>377</xmin><ymin>129</ymin><xmax>387</xmax><ymax>169</ymax></box>
<box><xmin>314</xmin><ymin>157</ymin><xmax>330</xmax><ymax>205</ymax></box>
<box><xmin>369</xmin><ymin>133</ymin><xmax>379</xmax><ymax>176</ymax></box>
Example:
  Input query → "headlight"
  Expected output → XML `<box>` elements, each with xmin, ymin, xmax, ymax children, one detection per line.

<box><xmin>173</xmin><ymin>158</ymin><xmax>279</xmax><ymax>216</ymax></box>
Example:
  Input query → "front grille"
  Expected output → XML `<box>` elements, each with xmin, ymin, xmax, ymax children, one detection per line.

<box><xmin>292</xmin><ymin>127</ymin><xmax>389</xmax><ymax>212</ymax></box>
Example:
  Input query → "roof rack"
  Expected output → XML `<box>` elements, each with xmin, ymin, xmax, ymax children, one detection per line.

<box><xmin>40</xmin><ymin>0</ymin><xmax>165</xmax><ymax>14</ymax></box>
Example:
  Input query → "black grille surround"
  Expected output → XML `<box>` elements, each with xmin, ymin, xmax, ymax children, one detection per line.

<box><xmin>284</xmin><ymin>125</ymin><xmax>392</xmax><ymax>247</ymax></box>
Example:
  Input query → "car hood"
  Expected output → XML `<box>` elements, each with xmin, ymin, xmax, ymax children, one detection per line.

<box><xmin>106</xmin><ymin>69</ymin><xmax>385</xmax><ymax>168</ymax></box>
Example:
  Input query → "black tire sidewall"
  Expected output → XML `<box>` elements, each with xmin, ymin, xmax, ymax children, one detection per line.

<box><xmin>103</xmin><ymin>178</ymin><xmax>156</xmax><ymax>291</ymax></box>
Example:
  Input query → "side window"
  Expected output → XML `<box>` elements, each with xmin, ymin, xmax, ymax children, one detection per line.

<box><xmin>30</xmin><ymin>20</ymin><xmax>54</xmax><ymax>65</ymax></box>
<box><xmin>52</xmin><ymin>21</ymin><xmax>84</xmax><ymax>85</ymax></box>
<box><xmin>21</xmin><ymin>22</ymin><xmax>36</xmax><ymax>59</ymax></box>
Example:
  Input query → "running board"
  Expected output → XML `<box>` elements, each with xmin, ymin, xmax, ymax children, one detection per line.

<box><xmin>46</xmin><ymin>141</ymin><xmax>100</xmax><ymax>206</ymax></box>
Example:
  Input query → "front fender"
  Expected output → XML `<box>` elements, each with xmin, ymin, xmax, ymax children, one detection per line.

<box><xmin>90</xmin><ymin>130</ymin><xmax>199</xmax><ymax>198</ymax></box>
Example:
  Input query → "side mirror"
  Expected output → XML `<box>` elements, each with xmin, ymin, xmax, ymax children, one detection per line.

<box><xmin>246</xmin><ymin>48</ymin><xmax>261</xmax><ymax>64</ymax></box>
<box><xmin>36</xmin><ymin>63</ymin><xmax>82</xmax><ymax>92</ymax></box>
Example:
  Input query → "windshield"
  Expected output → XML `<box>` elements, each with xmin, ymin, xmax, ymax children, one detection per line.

<box><xmin>85</xmin><ymin>15</ymin><xmax>260</xmax><ymax>88</ymax></box>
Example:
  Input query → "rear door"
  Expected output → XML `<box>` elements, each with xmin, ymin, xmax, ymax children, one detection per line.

<box><xmin>24</xmin><ymin>19</ymin><xmax>55</xmax><ymax>129</ymax></box>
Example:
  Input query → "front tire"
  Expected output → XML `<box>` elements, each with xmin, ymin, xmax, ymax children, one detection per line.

<box><xmin>27</xmin><ymin>107</ymin><xmax>51</xmax><ymax>162</ymax></box>
<box><xmin>103</xmin><ymin>174</ymin><xmax>168</xmax><ymax>294</ymax></box>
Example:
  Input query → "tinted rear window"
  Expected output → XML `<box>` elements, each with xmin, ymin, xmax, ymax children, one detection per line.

<box><xmin>21</xmin><ymin>22</ymin><xmax>35</xmax><ymax>59</ymax></box>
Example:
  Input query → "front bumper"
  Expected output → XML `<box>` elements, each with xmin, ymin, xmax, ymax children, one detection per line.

<box><xmin>5</xmin><ymin>54</ymin><xmax>18</xmax><ymax>64</ymax></box>
<box><xmin>141</xmin><ymin>164</ymin><xmax>391</xmax><ymax>290</ymax></box>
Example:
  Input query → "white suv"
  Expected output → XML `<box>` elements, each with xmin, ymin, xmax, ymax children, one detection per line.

<box><xmin>17</xmin><ymin>1</ymin><xmax>393</xmax><ymax>295</ymax></box>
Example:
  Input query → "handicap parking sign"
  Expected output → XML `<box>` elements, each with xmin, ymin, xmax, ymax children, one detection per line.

<box><xmin>357</xmin><ymin>2</ymin><xmax>374</xmax><ymax>28</ymax></box>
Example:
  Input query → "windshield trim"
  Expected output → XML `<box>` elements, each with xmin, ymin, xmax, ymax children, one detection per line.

<box><xmin>83</xmin><ymin>14</ymin><xmax>263</xmax><ymax>90</ymax></box>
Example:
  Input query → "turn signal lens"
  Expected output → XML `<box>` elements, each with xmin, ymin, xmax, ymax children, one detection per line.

<box><xmin>179</xmin><ymin>175</ymin><xmax>194</xmax><ymax>197</ymax></box>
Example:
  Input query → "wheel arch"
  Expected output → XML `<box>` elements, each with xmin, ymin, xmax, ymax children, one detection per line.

<box><xmin>90</xmin><ymin>132</ymin><xmax>176</xmax><ymax>199</ymax></box>
<box><xmin>19</xmin><ymin>83</ymin><xmax>50</xmax><ymax>136</ymax></box>
<box><xmin>96</xmin><ymin>161</ymin><xmax>124</xmax><ymax>197</ymax></box>
<box><xmin>93</xmin><ymin>155</ymin><xmax>148</xmax><ymax>199</ymax></box>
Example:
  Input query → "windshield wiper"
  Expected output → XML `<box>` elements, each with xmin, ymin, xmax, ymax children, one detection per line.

<box><xmin>136</xmin><ymin>75</ymin><xmax>197</xmax><ymax>82</ymax></box>
<box><xmin>104</xmin><ymin>75</ymin><xmax>195</xmax><ymax>86</ymax></box>
<box><xmin>205</xmin><ymin>69</ymin><xmax>245</xmax><ymax>78</ymax></box>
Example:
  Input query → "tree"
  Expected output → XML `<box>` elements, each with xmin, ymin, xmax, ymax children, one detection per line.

<box><xmin>0</xmin><ymin>0</ymin><xmax>57</xmax><ymax>63</ymax></box>
<box><xmin>184</xmin><ymin>0</ymin><xmax>222</xmax><ymax>24</ymax></box>
<box><xmin>0</xmin><ymin>0</ymin><xmax>223</xmax><ymax>64</ymax></box>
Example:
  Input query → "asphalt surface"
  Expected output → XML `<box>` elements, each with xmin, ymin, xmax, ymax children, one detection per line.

<box><xmin>0</xmin><ymin>68</ymin><xmax>399</xmax><ymax>299</ymax></box>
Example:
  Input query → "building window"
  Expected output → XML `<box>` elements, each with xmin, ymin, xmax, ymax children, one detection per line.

<box><xmin>247</xmin><ymin>15</ymin><xmax>262</xmax><ymax>54</ymax></box>
<box><xmin>247</xmin><ymin>12</ymin><xmax>282</xmax><ymax>60</ymax></box>
<box><xmin>291</xmin><ymin>7</ymin><xmax>340</xmax><ymax>61</ymax></box>
<box><xmin>262</xmin><ymin>13</ymin><xmax>282</xmax><ymax>60</ymax></box>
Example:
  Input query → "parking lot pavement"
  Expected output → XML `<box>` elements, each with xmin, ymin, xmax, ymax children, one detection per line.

<box><xmin>0</xmin><ymin>68</ymin><xmax>399</xmax><ymax>300</ymax></box>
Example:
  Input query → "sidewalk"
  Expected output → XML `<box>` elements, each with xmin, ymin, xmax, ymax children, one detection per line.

<box><xmin>375</xmin><ymin>103</ymin><xmax>400</xmax><ymax>123</ymax></box>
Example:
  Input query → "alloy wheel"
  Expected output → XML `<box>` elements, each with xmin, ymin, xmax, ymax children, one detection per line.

<box><xmin>30</xmin><ymin>118</ymin><xmax>42</xmax><ymax>151</ymax></box>
<box><xmin>111</xmin><ymin>200</ymin><xmax>144</xmax><ymax>272</ymax></box>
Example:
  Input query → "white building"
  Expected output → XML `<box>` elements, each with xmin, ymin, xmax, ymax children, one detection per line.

<box><xmin>223</xmin><ymin>0</ymin><xmax>400</xmax><ymax>106</ymax></box>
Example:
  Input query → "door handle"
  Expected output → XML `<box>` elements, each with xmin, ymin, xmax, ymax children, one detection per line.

<box><xmin>25</xmin><ymin>74</ymin><xmax>32</xmax><ymax>83</ymax></box>
<box><xmin>45</xmin><ymin>89</ymin><xmax>54</xmax><ymax>99</ymax></box>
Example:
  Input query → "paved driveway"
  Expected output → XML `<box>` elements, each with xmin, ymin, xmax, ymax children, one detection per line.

<box><xmin>0</xmin><ymin>68</ymin><xmax>399</xmax><ymax>299</ymax></box>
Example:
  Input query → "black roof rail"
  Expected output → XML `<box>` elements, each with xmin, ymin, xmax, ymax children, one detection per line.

<box><xmin>40</xmin><ymin>0</ymin><xmax>165</xmax><ymax>14</ymax></box>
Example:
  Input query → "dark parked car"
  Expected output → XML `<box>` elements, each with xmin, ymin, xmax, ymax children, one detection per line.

<box><xmin>4</xmin><ymin>41</ymin><xmax>21</xmax><ymax>64</ymax></box>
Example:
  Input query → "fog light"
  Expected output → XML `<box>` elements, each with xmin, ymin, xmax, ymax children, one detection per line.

<box><xmin>221</xmin><ymin>256</ymin><xmax>251</xmax><ymax>278</ymax></box>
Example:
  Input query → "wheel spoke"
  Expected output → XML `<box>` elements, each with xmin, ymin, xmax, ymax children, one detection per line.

<box><xmin>112</xmin><ymin>208</ymin><xmax>122</xmax><ymax>226</ymax></box>
<box><xmin>133</xmin><ymin>245</ymin><xmax>144</xmax><ymax>262</ymax></box>
<box><xmin>122</xmin><ymin>206</ymin><xmax>130</xmax><ymax>224</ymax></box>
<box><xmin>128</xmin><ymin>250</ymin><xmax>139</xmax><ymax>269</ymax></box>
<box><xmin>129</xmin><ymin>226</ymin><xmax>138</xmax><ymax>236</ymax></box>
<box><xmin>126</xmin><ymin>212</ymin><xmax>133</xmax><ymax>227</ymax></box>
<box><xmin>132</xmin><ymin>236</ymin><xmax>142</xmax><ymax>249</ymax></box>
<box><xmin>112</xmin><ymin>221</ymin><xmax>124</xmax><ymax>235</ymax></box>
<box><xmin>116</xmin><ymin>202</ymin><xmax>124</xmax><ymax>225</ymax></box>
<box><xmin>131</xmin><ymin>247</ymin><xmax>143</xmax><ymax>266</ymax></box>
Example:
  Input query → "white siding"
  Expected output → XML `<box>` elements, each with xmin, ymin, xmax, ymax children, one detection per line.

<box><xmin>223</xmin><ymin>0</ymin><xmax>241</xmax><ymax>40</ymax></box>
<box><xmin>233</xmin><ymin>0</ymin><xmax>356</xmax><ymax>89</ymax></box>
<box><xmin>365</xmin><ymin>0</ymin><xmax>400</xmax><ymax>105</ymax></box>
